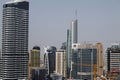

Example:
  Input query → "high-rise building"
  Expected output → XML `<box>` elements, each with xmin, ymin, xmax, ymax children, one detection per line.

<box><xmin>29</xmin><ymin>46</ymin><xmax>40</xmax><ymax>67</ymax></box>
<box><xmin>44</xmin><ymin>46</ymin><xmax>57</xmax><ymax>74</ymax></box>
<box><xmin>55</xmin><ymin>50</ymin><xmax>66</xmax><ymax>77</ymax></box>
<box><xmin>0</xmin><ymin>0</ymin><xmax>29</xmax><ymax>79</ymax></box>
<box><xmin>71</xmin><ymin>43</ymin><xmax>103</xmax><ymax>80</ymax></box>
<box><xmin>71</xmin><ymin>19</ymin><xmax>78</xmax><ymax>43</ymax></box>
<box><xmin>106</xmin><ymin>43</ymin><xmax>120</xmax><ymax>79</ymax></box>
<box><xmin>66</xmin><ymin>29</ymin><xmax>72</xmax><ymax>78</ymax></box>
<box><xmin>96</xmin><ymin>43</ymin><xmax>104</xmax><ymax>77</ymax></box>
<box><xmin>28</xmin><ymin>46</ymin><xmax>40</xmax><ymax>80</ymax></box>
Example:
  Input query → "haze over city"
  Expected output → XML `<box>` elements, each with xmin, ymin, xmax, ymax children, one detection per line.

<box><xmin>0</xmin><ymin>0</ymin><xmax>120</xmax><ymax>52</ymax></box>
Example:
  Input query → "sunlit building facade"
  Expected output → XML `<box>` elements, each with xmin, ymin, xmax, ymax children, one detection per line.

<box><xmin>55</xmin><ymin>50</ymin><xmax>66</xmax><ymax>77</ymax></box>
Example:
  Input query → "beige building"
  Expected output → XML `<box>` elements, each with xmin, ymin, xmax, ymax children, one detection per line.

<box><xmin>28</xmin><ymin>46</ymin><xmax>40</xmax><ymax>80</ymax></box>
<box><xmin>96</xmin><ymin>43</ymin><xmax>104</xmax><ymax>77</ymax></box>
<box><xmin>55</xmin><ymin>50</ymin><xmax>66</xmax><ymax>77</ymax></box>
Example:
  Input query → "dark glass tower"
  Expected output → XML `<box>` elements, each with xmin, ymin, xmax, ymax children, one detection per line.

<box><xmin>0</xmin><ymin>0</ymin><xmax>29</xmax><ymax>79</ymax></box>
<box><xmin>44</xmin><ymin>46</ymin><xmax>57</xmax><ymax>74</ymax></box>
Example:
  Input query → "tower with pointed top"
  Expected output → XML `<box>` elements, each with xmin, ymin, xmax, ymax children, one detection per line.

<box><xmin>71</xmin><ymin>19</ymin><xmax>78</xmax><ymax>43</ymax></box>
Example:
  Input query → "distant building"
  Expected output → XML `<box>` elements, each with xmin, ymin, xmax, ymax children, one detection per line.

<box><xmin>71</xmin><ymin>43</ymin><xmax>104</xmax><ymax>80</ymax></box>
<box><xmin>71</xmin><ymin>19</ymin><xmax>78</xmax><ymax>44</ymax></box>
<box><xmin>44</xmin><ymin>46</ymin><xmax>57</xmax><ymax>74</ymax></box>
<box><xmin>28</xmin><ymin>46</ymin><xmax>40</xmax><ymax>80</ymax></box>
<box><xmin>31</xmin><ymin>67</ymin><xmax>47</xmax><ymax>80</ymax></box>
<box><xmin>106</xmin><ymin>43</ymin><xmax>120</xmax><ymax>79</ymax></box>
<box><xmin>0</xmin><ymin>0</ymin><xmax>29</xmax><ymax>79</ymax></box>
<box><xmin>66</xmin><ymin>29</ymin><xmax>72</xmax><ymax>78</ymax></box>
<box><xmin>29</xmin><ymin>46</ymin><xmax>40</xmax><ymax>67</ymax></box>
<box><xmin>96</xmin><ymin>43</ymin><xmax>104</xmax><ymax>77</ymax></box>
<box><xmin>55</xmin><ymin>50</ymin><xmax>66</xmax><ymax>77</ymax></box>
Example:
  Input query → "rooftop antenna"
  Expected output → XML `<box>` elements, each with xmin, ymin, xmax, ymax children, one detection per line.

<box><xmin>75</xmin><ymin>10</ymin><xmax>77</xmax><ymax>19</ymax></box>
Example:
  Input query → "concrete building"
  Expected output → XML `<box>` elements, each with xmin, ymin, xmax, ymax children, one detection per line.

<box><xmin>44</xmin><ymin>46</ymin><xmax>57</xmax><ymax>74</ymax></box>
<box><xmin>71</xmin><ymin>43</ymin><xmax>104</xmax><ymax>80</ymax></box>
<box><xmin>106</xmin><ymin>43</ymin><xmax>120</xmax><ymax>79</ymax></box>
<box><xmin>0</xmin><ymin>0</ymin><xmax>29</xmax><ymax>79</ymax></box>
<box><xmin>55</xmin><ymin>50</ymin><xmax>66</xmax><ymax>77</ymax></box>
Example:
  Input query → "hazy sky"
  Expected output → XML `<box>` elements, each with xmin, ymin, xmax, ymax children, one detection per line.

<box><xmin>0</xmin><ymin>0</ymin><xmax>120</xmax><ymax>54</ymax></box>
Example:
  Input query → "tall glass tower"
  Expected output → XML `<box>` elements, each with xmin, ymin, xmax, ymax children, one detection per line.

<box><xmin>0</xmin><ymin>0</ymin><xmax>29</xmax><ymax>79</ymax></box>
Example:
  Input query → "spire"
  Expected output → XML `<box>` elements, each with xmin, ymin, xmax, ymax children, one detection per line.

<box><xmin>75</xmin><ymin>10</ymin><xmax>77</xmax><ymax>19</ymax></box>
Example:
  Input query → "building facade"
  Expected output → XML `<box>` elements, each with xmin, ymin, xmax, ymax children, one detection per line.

<box><xmin>28</xmin><ymin>46</ymin><xmax>40</xmax><ymax>80</ymax></box>
<box><xmin>71</xmin><ymin>19</ymin><xmax>78</xmax><ymax>44</ymax></box>
<box><xmin>55</xmin><ymin>50</ymin><xmax>66</xmax><ymax>77</ymax></box>
<box><xmin>44</xmin><ymin>46</ymin><xmax>57</xmax><ymax>74</ymax></box>
<box><xmin>29</xmin><ymin>46</ymin><xmax>40</xmax><ymax>67</ymax></box>
<box><xmin>66</xmin><ymin>29</ymin><xmax>72</xmax><ymax>78</ymax></box>
<box><xmin>96</xmin><ymin>43</ymin><xmax>104</xmax><ymax>77</ymax></box>
<box><xmin>71</xmin><ymin>43</ymin><xmax>103</xmax><ymax>80</ymax></box>
<box><xmin>0</xmin><ymin>0</ymin><xmax>29</xmax><ymax>79</ymax></box>
<box><xmin>106</xmin><ymin>43</ymin><xmax>120</xmax><ymax>79</ymax></box>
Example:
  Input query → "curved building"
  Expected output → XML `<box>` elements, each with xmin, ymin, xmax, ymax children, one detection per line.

<box><xmin>44</xmin><ymin>46</ymin><xmax>57</xmax><ymax>74</ymax></box>
<box><xmin>0</xmin><ymin>0</ymin><xmax>29</xmax><ymax>79</ymax></box>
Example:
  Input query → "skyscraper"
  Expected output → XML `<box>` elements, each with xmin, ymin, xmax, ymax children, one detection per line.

<box><xmin>28</xmin><ymin>46</ymin><xmax>40</xmax><ymax>80</ymax></box>
<box><xmin>66</xmin><ymin>29</ymin><xmax>72</xmax><ymax>78</ymax></box>
<box><xmin>29</xmin><ymin>46</ymin><xmax>40</xmax><ymax>67</ymax></box>
<box><xmin>71</xmin><ymin>19</ymin><xmax>78</xmax><ymax>43</ymax></box>
<box><xmin>96</xmin><ymin>43</ymin><xmax>104</xmax><ymax>77</ymax></box>
<box><xmin>0</xmin><ymin>0</ymin><xmax>29</xmax><ymax>79</ymax></box>
<box><xmin>44</xmin><ymin>46</ymin><xmax>57</xmax><ymax>74</ymax></box>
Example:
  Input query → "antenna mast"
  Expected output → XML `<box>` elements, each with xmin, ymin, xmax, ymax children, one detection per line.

<box><xmin>75</xmin><ymin>10</ymin><xmax>77</xmax><ymax>19</ymax></box>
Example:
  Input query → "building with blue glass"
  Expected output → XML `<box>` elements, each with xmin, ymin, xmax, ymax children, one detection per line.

<box><xmin>71</xmin><ymin>43</ymin><xmax>97</xmax><ymax>80</ymax></box>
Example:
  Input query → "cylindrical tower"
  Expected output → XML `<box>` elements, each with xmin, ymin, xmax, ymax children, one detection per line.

<box><xmin>0</xmin><ymin>0</ymin><xmax>29</xmax><ymax>79</ymax></box>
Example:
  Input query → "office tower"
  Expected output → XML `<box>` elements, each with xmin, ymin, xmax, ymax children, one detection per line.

<box><xmin>44</xmin><ymin>46</ymin><xmax>57</xmax><ymax>74</ymax></box>
<box><xmin>71</xmin><ymin>19</ymin><xmax>78</xmax><ymax>43</ymax></box>
<box><xmin>55</xmin><ymin>50</ymin><xmax>66</xmax><ymax>77</ymax></box>
<box><xmin>0</xmin><ymin>0</ymin><xmax>29</xmax><ymax>79</ymax></box>
<box><xmin>106</xmin><ymin>43</ymin><xmax>120</xmax><ymax>79</ymax></box>
<box><xmin>71</xmin><ymin>43</ymin><xmax>98</xmax><ymax>80</ymax></box>
<box><xmin>28</xmin><ymin>46</ymin><xmax>40</xmax><ymax>80</ymax></box>
<box><xmin>66</xmin><ymin>29</ymin><xmax>72</xmax><ymax>78</ymax></box>
<box><xmin>29</xmin><ymin>46</ymin><xmax>40</xmax><ymax>67</ymax></box>
<box><xmin>96</xmin><ymin>43</ymin><xmax>104</xmax><ymax>77</ymax></box>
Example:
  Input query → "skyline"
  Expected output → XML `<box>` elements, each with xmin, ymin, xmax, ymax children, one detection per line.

<box><xmin>0</xmin><ymin>0</ymin><xmax>120</xmax><ymax>51</ymax></box>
